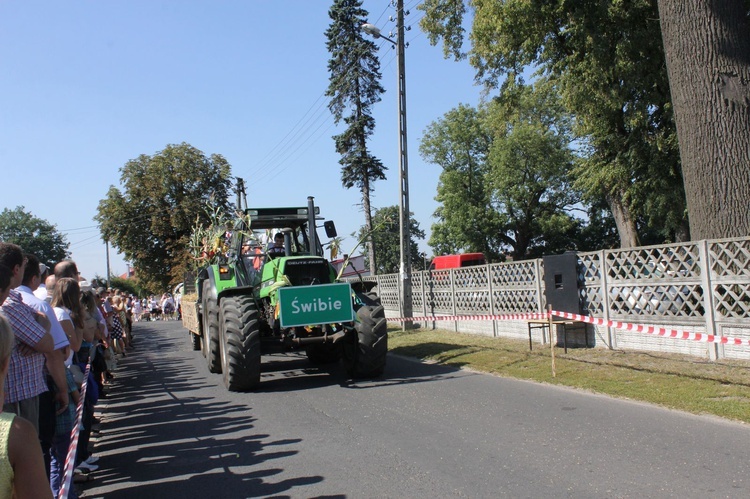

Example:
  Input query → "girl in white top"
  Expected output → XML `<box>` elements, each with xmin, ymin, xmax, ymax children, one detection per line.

<box><xmin>50</xmin><ymin>278</ymin><xmax>84</xmax><ymax>356</ymax></box>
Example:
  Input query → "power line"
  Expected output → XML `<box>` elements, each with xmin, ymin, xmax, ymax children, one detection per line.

<box><xmin>68</xmin><ymin>233</ymin><xmax>104</xmax><ymax>248</ymax></box>
<box><xmin>242</xmin><ymin>11</ymin><xmax>401</xmax><ymax>180</ymax></box>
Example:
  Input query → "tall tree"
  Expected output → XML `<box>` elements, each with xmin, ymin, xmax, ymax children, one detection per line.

<box><xmin>422</xmin><ymin>84</ymin><xmax>588</xmax><ymax>260</ymax></box>
<box><xmin>419</xmin><ymin>104</ymin><xmax>505</xmax><ymax>260</ymax></box>
<box><xmin>326</xmin><ymin>0</ymin><xmax>387</xmax><ymax>274</ymax></box>
<box><xmin>485</xmin><ymin>82</ymin><xmax>581</xmax><ymax>259</ymax></box>
<box><xmin>418</xmin><ymin>0</ymin><xmax>687</xmax><ymax>247</ymax></box>
<box><xmin>657</xmin><ymin>0</ymin><xmax>750</xmax><ymax>239</ymax></box>
<box><xmin>96</xmin><ymin>143</ymin><xmax>233</xmax><ymax>292</ymax></box>
<box><xmin>0</xmin><ymin>206</ymin><xmax>70</xmax><ymax>265</ymax></box>
<box><xmin>358</xmin><ymin>205</ymin><xmax>425</xmax><ymax>274</ymax></box>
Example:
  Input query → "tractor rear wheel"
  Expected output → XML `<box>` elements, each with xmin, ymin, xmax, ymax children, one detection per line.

<box><xmin>202</xmin><ymin>280</ymin><xmax>222</xmax><ymax>373</ymax></box>
<box><xmin>343</xmin><ymin>295</ymin><xmax>387</xmax><ymax>378</ymax></box>
<box><xmin>219</xmin><ymin>295</ymin><xmax>261</xmax><ymax>391</ymax></box>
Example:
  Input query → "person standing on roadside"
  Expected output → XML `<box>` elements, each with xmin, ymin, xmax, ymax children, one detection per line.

<box><xmin>50</xmin><ymin>279</ymin><xmax>84</xmax><ymax>357</ymax></box>
<box><xmin>96</xmin><ymin>288</ymin><xmax>116</xmax><ymax>375</ymax></box>
<box><xmin>80</xmin><ymin>290</ymin><xmax>106</xmax><ymax>393</ymax></box>
<box><xmin>110</xmin><ymin>295</ymin><xmax>128</xmax><ymax>352</ymax></box>
<box><xmin>42</xmin><ymin>275</ymin><xmax>55</xmax><ymax>303</ymax></box>
<box><xmin>33</xmin><ymin>263</ymin><xmax>50</xmax><ymax>302</ymax></box>
<box><xmin>0</xmin><ymin>243</ymin><xmax>55</xmax><ymax>432</ymax></box>
<box><xmin>50</xmin><ymin>279</ymin><xmax>98</xmax><ymax>477</ymax></box>
<box><xmin>0</xmin><ymin>264</ymin><xmax>11</xmax><ymax>306</ymax></box>
<box><xmin>16</xmin><ymin>254</ymin><xmax>70</xmax><ymax>477</ymax></box>
<box><xmin>132</xmin><ymin>296</ymin><xmax>142</xmax><ymax>322</ymax></box>
<box><xmin>0</xmin><ymin>314</ymin><xmax>53</xmax><ymax>498</ymax></box>
<box><xmin>53</xmin><ymin>260</ymin><xmax>79</xmax><ymax>282</ymax></box>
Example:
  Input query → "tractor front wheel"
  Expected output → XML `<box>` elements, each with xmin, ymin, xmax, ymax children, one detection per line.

<box><xmin>343</xmin><ymin>296</ymin><xmax>387</xmax><ymax>378</ymax></box>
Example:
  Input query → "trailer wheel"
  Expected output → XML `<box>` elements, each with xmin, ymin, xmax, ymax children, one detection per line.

<box><xmin>202</xmin><ymin>280</ymin><xmax>222</xmax><ymax>373</ymax></box>
<box><xmin>219</xmin><ymin>295</ymin><xmax>261</xmax><ymax>391</ymax></box>
<box><xmin>343</xmin><ymin>295</ymin><xmax>387</xmax><ymax>378</ymax></box>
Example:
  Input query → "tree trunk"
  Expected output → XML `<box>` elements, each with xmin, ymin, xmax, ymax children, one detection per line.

<box><xmin>658</xmin><ymin>0</ymin><xmax>750</xmax><ymax>239</ymax></box>
<box><xmin>361</xmin><ymin>177</ymin><xmax>376</xmax><ymax>274</ymax></box>
<box><xmin>607</xmin><ymin>191</ymin><xmax>640</xmax><ymax>248</ymax></box>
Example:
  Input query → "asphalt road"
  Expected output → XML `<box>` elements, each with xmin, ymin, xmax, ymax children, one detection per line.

<box><xmin>83</xmin><ymin>320</ymin><xmax>750</xmax><ymax>498</ymax></box>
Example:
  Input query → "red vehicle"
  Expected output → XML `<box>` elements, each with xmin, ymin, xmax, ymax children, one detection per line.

<box><xmin>429</xmin><ymin>253</ymin><xmax>486</xmax><ymax>270</ymax></box>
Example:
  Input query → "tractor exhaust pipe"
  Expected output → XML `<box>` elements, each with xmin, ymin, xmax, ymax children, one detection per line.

<box><xmin>307</xmin><ymin>196</ymin><xmax>318</xmax><ymax>256</ymax></box>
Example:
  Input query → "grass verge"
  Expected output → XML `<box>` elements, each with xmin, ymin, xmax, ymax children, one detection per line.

<box><xmin>388</xmin><ymin>327</ymin><xmax>750</xmax><ymax>424</ymax></box>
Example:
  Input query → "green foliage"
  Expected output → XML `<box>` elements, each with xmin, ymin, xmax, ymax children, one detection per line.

<box><xmin>418</xmin><ymin>0</ymin><xmax>687</xmax><ymax>245</ymax></box>
<box><xmin>325</xmin><ymin>0</ymin><xmax>387</xmax><ymax>191</ymax></box>
<box><xmin>95</xmin><ymin>143</ymin><xmax>233</xmax><ymax>293</ymax></box>
<box><xmin>486</xmin><ymin>82</ymin><xmax>581</xmax><ymax>258</ymax></box>
<box><xmin>0</xmin><ymin>206</ymin><xmax>70</xmax><ymax>265</ymax></box>
<box><xmin>107</xmin><ymin>276</ymin><xmax>143</xmax><ymax>297</ymax></box>
<box><xmin>92</xmin><ymin>274</ymin><xmax>150</xmax><ymax>296</ymax></box>
<box><xmin>575</xmin><ymin>201</ymin><xmax>620</xmax><ymax>251</ymax></box>
<box><xmin>420</xmin><ymin>104</ymin><xmax>504</xmax><ymax>259</ymax></box>
<box><xmin>357</xmin><ymin>205</ymin><xmax>425</xmax><ymax>274</ymax></box>
<box><xmin>187</xmin><ymin>196</ymin><xmax>232</xmax><ymax>270</ymax></box>
<box><xmin>419</xmin><ymin>0</ymin><xmax>467</xmax><ymax>61</ymax></box>
<box><xmin>326</xmin><ymin>0</ymin><xmax>387</xmax><ymax>270</ymax></box>
<box><xmin>422</xmin><ymin>83</ymin><xmax>600</xmax><ymax>260</ymax></box>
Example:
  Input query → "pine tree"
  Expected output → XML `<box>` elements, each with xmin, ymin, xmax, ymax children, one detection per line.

<box><xmin>325</xmin><ymin>0</ymin><xmax>387</xmax><ymax>274</ymax></box>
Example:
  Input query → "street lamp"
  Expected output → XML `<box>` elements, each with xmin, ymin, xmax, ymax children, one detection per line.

<box><xmin>362</xmin><ymin>3</ymin><xmax>413</xmax><ymax>326</ymax></box>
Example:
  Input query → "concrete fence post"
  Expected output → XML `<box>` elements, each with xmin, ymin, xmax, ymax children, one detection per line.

<box><xmin>599</xmin><ymin>250</ymin><xmax>615</xmax><ymax>349</ymax></box>
<box><xmin>487</xmin><ymin>264</ymin><xmax>497</xmax><ymax>337</ymax></box>
<box><xmin>699</xmin><ymin>239</ymin><xmax>719</xmax><ymax>360</ymax></box>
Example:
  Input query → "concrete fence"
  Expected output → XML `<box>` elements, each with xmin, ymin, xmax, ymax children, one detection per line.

<box><xmin>347</xmin><ymin>236</ymin><xmax>750</xmax><ymax>361</ymax></box>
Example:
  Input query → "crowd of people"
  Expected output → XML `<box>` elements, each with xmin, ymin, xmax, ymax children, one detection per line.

<box><xmin>132</xmin><ymin>293</ymin><xmax>180</xmax><ymax>322</ymax></box>
<box><xmin>0</xmin><ymin>242</ymin><xmax>138</xmax><ymax>498</ymax></box>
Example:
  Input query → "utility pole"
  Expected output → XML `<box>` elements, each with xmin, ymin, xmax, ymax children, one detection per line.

<box><xmin>362</xmin><ymin>0</ymin><xmax>413</xmax><ymax>326</ymax></box>
<box><xmin>396</xmin><ymin>0</ymin><xmax>413</xmax><ymax>325</ymax></box>
<box><xmin>105</xmin><ymin>239</ymin><xmax>111</xmax><ymax>289</ymax></box>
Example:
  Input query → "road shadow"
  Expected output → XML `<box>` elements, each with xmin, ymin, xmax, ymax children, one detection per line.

<box><xmin>83</xmin><ymin>322</ymin><xmax>327</xmax><ymax>499</ymax></box>
<box><xmin>256</xmin><ymin>348</ymin><xmax>476</xmax><ymax>393</ymax></box>
<box><xmin>151</xmin><ymin>320</ymin><xmax>474</xmax><ymax>395</ymax></box>
<box><xmin>83</xmin><ymin>321</ymin><xmax>478</xmax><ymax>497</ymax></box>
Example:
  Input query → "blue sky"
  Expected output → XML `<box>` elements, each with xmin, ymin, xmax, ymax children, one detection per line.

<box><xmin>0</xmin><ymin>0</ymin><xmax>483</xmax><ymax>281</ymax></box>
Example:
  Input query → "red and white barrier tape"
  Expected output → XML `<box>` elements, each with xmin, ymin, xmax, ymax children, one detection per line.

<box><xmin>387</xmin><ymin>310</ymin><xmax>750</xmax><ymax>347</ymax></box>
<box><xmin>549</xmin><ymin>310</ymin><xmax>750</xmax><ymax>346</ymax></box>
<box><xmin>386</xmin><ymin>313</ymin><xmax>550</xmax><ymax>323</ymax></box>
<box><xmin>58</xmin><ymin>361</ymin><xmax>91</xmax><ymax>499</ymax></box>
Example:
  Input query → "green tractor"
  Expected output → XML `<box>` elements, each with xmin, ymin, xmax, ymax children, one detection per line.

<box><xmin>192</xmin><ymin>184</ymin><xmax>387</xmax><ymax>391</ymax></box>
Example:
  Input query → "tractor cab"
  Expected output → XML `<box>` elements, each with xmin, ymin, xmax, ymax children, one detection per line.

<box><xmin>231</xmin><ymin>198</ymin><xmax>338</xmax><ymax>293</ymax></box>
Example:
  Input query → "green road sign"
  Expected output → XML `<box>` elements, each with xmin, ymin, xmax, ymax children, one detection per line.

<box><xmin>278</xmin><ymin>283</ymin><xmax>355</xmax><ymax>327</ymax></box>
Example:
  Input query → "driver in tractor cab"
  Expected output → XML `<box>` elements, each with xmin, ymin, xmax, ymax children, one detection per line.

<box><xmin>266</xmin><ymin>233</ymin><xmax>285</xmax><ymax>259</ymax></box>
